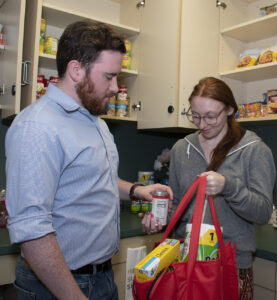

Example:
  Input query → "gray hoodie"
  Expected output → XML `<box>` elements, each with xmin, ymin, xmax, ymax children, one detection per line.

<box><xmin>169</xmin><ymin>130</ymin><xmax>276</xmax><ymax>268</ymax></box>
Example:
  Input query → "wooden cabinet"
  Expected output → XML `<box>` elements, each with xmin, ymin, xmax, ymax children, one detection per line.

<box><xmin>137</xmin><ymin>0</ymin><xmax>277</xmax><ymax>129</ymax></box>
<box><xmin>136</xmin><ymin>0</ymin><xmax>219</xmax><ymax>129</ymax></box>
<box><xmin>1</xmin><ymin>0</ymin><xmax>277</xmax><ymax>127</ymax></box>
<box><xmin>1</xmin><ymin>0</ymin><xmax>141</xmax><ymax>121</ymax></box>
<box><xmin>0</xmin><ymin>0</ymin><xmax>26</xmax><ymax>119</ymax></box>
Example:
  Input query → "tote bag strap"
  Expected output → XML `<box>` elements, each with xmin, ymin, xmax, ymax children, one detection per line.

<box><xmin>187</xmin><ymin>179</ymin><xmax>227</xmax><ymax>280</ymax></box>
<box><xmin>160</xmin><ymin>177</ymin><xmax>202</xmax><ymax>243</ymax></box>
<box><xmin>186</xmin><ymin>176</ymin><xmax>207</xmax><ymax>277</ymax></box>
<box><xmin>207</xmin><ymin>195</ymin><xmax>227</xmax><ymax>263</ymax></box>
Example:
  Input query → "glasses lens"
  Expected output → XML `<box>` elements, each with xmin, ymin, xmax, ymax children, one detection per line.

<box><xmin>204</xmin><ymin>116</ymin><xmax>217</xmax><ymax>125</ymax></box>
<box><xmin>186</xmin><ymin>113</ymin><xmax>194</xmax><ymax>123</ymax></box>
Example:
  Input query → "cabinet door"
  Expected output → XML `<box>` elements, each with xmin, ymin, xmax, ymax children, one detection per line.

<box><xmin>137</xmin><ymin>0</ymin><xmax>181</xmax><ymax>129</ymax></box>
<box><xmin>178</xmin><ymin>0</ymin><xmax>220</xmax><ymax>128</ymax></box>
<box><xmin>0</xmin><ymin>0</ymin><xmax>26</xmax><ymax>119</ymax></box>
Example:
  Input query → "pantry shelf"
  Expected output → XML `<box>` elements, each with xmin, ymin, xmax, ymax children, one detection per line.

<box><xmin>221</xmin><ymin>12</ymin><xmax>277</xmax><ymax>42</ymax></box>
<box><xmin>42</xmin><ymin>3</ymin><xmax>140</xmax><ymax>39</ymax></box>
<box><xmin>220</xmin><ymin>61</ymin><xmax>277</xmax><ymax>82</ymax></box>
<box><xmin>100</xmin><ymin>115</ymin><xmax>137</xmax><ymax>122</ymax></box>
<box><xmin>38</xmin><ymin>53</ymin><xmax>138</xmax><ymax>77</ymax></box>
<box><xmin>238</xmin><ymin>114</ymin><xmax>277</xmax><ymax>123</ymax></box>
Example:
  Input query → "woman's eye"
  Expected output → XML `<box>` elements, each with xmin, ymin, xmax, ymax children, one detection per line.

<box><xmin>206</xmin><ymin>116</ymin><xmax>216</xmax><ymax>120</ymax></box>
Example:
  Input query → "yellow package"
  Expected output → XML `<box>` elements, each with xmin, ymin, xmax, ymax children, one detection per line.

<box><xmin>134</xmin><ymin>239</ymin><xmax>181</xmax><ymax>282</ymax></box>
<box><xmin>258</xmin><ymin>46</ymin><xmax>277</xmax><ymax>64</ymax></box>
<box><xmin>236</xmin><ymin>49</ymin><xmax>259</xmax><ymax>68</ymax></box>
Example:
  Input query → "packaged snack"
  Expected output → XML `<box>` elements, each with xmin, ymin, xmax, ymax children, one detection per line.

<box><xmin>237</xmin><ymin>104</ymin><xmax>245</xmax><ymax>118</ymax></box>
<box><xmin>245</xmin><ymin>103</ymin><xmax>257</xmax><ymax>118</ymax></box>
<box><xmin>258</xmin><ymin>45</ymin><xmax>277</xmax><ymax>64</ymax></box>
<box><xmin>134</xmin><ymin>239</ymin><xmax>181</xmax><ymax>282</ymax></box>
<box><xmin>260</xmin><ymin>3</ymin><xmax>277</xmax><ymax>16</ymax></box>
<box><xmin>236</xmin><ymin>49</ymin><xmax>259</xmax><ymax>68</ymax></box>
<box><xmin>44</xmin><ymin>37</ymin><xmax>58</xmax><ymax>55</ymax></box>
<box><xmin>267</xmin><ymin>89</ymin><xmax>277</xmax><ymax>113</ymax></box>
<box><xmin>182</xmin><ymin>223</ymin><xmax>221</xmax><ymax>261</ymax></box>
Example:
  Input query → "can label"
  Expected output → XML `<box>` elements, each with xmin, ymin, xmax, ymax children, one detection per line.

<box><xmin>131</xmin><ymin>200</ymin><xmax>140</xmax><ymax>213</ymax></box>
<box><xmin>151</xmin><ymin>192</ymin><xmax>169</xmax><ymax>226</ymax></box>
<box><xmin>140</xmin><ymin>200</ymin><xmax>149</xmax><ymax>213</ymax></box>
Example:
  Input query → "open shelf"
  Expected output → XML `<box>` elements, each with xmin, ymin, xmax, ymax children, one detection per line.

<box><xmin>42</xmin><ymin>3</ymin><xmax>140</xmax><ymax>38</ymax></box>
<box><xmin>238</xmin><ymin>114</ymin><xmax>277</xmax><ymax>123</ymax></box>
<box><xmin>221</xmin><ymin>12</ymin><xmax>277</xmax><ymax>42</ymax></box>
<box><xmin>100</xmin><ymin>115</ymin><xmax>137</xmax><ymax>122</ymax></box>
<box><xmin>38</xmin><ymin>53</ymin><xmax>138</xmax><ymax>77</ymax></box>
<box><xmin>220</xmin><ymin>61</ymin><xmax>277</xmax><ymax>82</ymax></box>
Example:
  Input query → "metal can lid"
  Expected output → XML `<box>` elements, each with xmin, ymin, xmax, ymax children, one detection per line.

<box><xmin>151</xmin><ymin>191</ymin><xmax>169</xmax><ymax>197</ymax></box>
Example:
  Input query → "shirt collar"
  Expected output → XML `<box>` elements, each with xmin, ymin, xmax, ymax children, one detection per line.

<box><xmin>46</xmin><ymin>83</ymin><xmax>81</xmax><ymax>113</ymax></box>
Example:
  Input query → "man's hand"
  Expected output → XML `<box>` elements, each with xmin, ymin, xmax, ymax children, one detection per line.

<box><xmin>137</xmin><ymin>184</ymin><xmax>173</xmax><ymax>234</ymax></box>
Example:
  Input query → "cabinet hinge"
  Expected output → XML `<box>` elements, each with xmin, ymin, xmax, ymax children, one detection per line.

<box><xmin>136</xmin><ymin>0</ymin><xmax>145</xmax><ymax>8</ymax></box>
<box><xmin>216</xmin><ymin>1</ymin><xmax>227</xmax><ymax>9</ymax></box>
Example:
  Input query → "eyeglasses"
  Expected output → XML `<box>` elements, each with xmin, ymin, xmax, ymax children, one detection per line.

<box><xmin>185</xmin><ymin>106</ymin><xmax>226</xmax><ymax>125</ymax></box>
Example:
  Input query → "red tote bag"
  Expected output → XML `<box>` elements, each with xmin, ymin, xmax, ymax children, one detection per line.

<box><xmin>133</xmin><ymin>176</ymin><xmax>239</xmax><ymax>300</ymax></box>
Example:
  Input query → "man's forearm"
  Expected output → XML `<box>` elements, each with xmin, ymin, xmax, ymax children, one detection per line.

<box><xmin>21</xmin><ymin>233</ymin><xmax>87</xmax><ymax>300</ymax></box>
<box><xmin>118</xmin><ymin>178</ymin><xmax>133</xmax><ymax>200</ymax></box>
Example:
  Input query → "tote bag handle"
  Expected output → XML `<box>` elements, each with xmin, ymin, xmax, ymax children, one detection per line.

<box><xmin>148</xmin><ymin>177</ymin><xmax>227</xmax><ymax>299</ymax></box>
<box><xmin>186</xmin><ymin>178</ymin><xmax>227</xmax><ymax>279</ymax></box>
<box><xmin>160</xmin><ymin>177</ymin><xmax>202</xmax><ymax>243</ymax></box>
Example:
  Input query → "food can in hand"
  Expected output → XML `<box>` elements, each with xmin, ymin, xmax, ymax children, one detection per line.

<box><xmin>150</xmin><ymin>191</ymin><xmax>169</xmax><ymax>226</ymax></box>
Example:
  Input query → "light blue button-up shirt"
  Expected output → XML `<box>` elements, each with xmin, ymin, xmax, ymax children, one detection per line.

<box><xmin>5</xmin><ymin>83</ymin><xmax>120</xmax><ymax>269</ymax></box>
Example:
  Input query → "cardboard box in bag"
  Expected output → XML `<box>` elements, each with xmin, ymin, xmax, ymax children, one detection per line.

<box><xmin>134</xmin><ymin>239</ymin><xmax>181</xmax><ymax>282</ymax></box>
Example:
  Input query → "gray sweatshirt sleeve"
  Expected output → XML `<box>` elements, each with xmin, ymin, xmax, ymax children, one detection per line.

<box><xmin>222</xmin><ymin>141</ymin><xmax>276</xmax><ymax>224</ymax></box>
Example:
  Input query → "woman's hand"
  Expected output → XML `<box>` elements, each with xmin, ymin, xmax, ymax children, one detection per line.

<box><xmin>198</xmin><ymin>171</ymin><xmax>225</xmax><ymax>196</ymax></box>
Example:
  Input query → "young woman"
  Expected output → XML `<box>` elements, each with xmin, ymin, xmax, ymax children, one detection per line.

<box><xmin>168</xmin><ymin>77</ymin><xmax>276</xmax><ymax>299</ymax></box>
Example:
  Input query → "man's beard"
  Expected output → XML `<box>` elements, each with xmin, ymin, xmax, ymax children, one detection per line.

<box><xmin>76</xmin><ymin>76</ymin><xmax>109</xmax><ymax>116</ymax></box>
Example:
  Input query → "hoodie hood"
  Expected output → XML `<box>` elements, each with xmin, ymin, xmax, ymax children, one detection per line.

<box><xmin>184</xmin><ymin>130</ymin><xmax>261</xmax><ymax>160</ymax></box>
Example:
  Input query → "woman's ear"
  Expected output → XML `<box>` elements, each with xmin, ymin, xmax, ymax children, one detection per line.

<box><xmin>67</xmin><ymin>60</ymin><xmax>84</xmax><ymax>83</ymax></box>
<box><xmin>227</xmin><ymin>106</ymin><xmax>234</xmax><ymax>116</ymax></box>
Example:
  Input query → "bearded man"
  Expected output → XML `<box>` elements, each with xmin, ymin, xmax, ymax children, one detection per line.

<box><xmin>5</xmin><ymin>20</ymin><xmax>172</xmax><ymax>300</ymax></box>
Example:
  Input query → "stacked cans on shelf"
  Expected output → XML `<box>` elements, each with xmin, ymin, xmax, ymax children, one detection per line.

<box><xmin>106</xmin><ymin>85</ymin><xmax>129</xmax><ymax>117</ymax></box>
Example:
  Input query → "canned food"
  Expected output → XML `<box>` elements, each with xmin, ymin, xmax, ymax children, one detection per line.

<box><xmin>44</xmin><ymin>37</ymin><xmax>58</xmax><ymax>55</ymax></box>
<box><xmin>151</xmin><ymin>191</ymin><xmax>169</xmax><ymax>226</ymax></box>
<box><xmin>130</xmin><ymin>200</ymin><xmax>141</xmax><ymax>214</ymax></box>
<box><xmin>124</xmin><ymin>40</ymin><xmax>132</xmax><ymax>56</ymax></box>
<box><xmin>40</xmin><ymin>19</ymin><xmax>46</xmax><ymax>38</ymax></box>
<box><xmin>122</xmin><ymin>55</ymin><xmax>131</xmax><ymax>70</ymax></box>
<box><xmin>116</xmin><ymin>99</ymin><xmax>129</xmax><ymax>117</ymax></box>
<box><xmin>140</xmin><ymin>200</ymin><xmax>149</xmax><ymax>213</ymax></box>
<box><xmin>39</xmin><ymin>37</ymin><xmax>44</xmax><ymax>54</ymax></box>
<box><xmin>49</xmin><ymin>76</ymin><xmax>59</xmax><ymax>84</ymax></box>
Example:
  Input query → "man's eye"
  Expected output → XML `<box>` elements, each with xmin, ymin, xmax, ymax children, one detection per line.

<box><xmin>105</xmin><ymin>74</ymin><xmax>113</xmax><ymax>80</ymax></box>
<box><xmin>192</xmin><ymin>115</ymin><xmax>200</xmax><ymax>119</ymax></box>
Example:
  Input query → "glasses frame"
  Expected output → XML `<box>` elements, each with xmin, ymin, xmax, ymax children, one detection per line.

<box><xmin>185</xmin><ymin>106</ymin><xmax>226</xmax><ymax>125</ymax></box>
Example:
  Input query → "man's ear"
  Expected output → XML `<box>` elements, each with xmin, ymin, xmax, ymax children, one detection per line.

<box><xmin>67</xmin><ymin>60</ymin><xmax>84</xmax><ymax>82</ymax></box>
